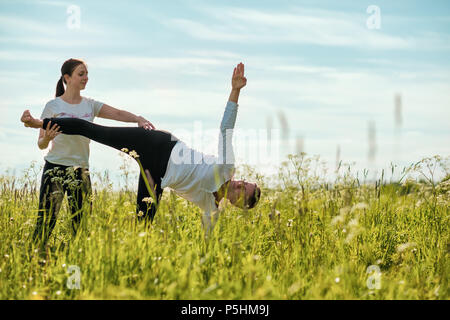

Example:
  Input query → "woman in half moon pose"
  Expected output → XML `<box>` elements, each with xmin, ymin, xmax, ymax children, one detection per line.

<box><xmin>31</xmin><ymin>58</ymin><xmax>155</xmax><ymax>248</ymax></box>
<box><xmin>22</xmin><ymin>63</ymin><xmax>261</xmax><ymax>235</ymax></box>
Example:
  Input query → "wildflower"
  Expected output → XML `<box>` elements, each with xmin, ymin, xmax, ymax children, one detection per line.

<box><xmin>137</xmin><ymin>211</ymin><xmax>144</xmax><ymax>217</ymax></box>
<box><xmin>351</xmin><ymin>202</ymin><xmax>368</xmax><ymax>212</ymax></box>
<box><xmin>288</xmin><ymin>282</ymin><xmax>301</xmax><ymax>295</ymax></box>
<box><xmin>434</xmin><ymin>286</ymin><xmax>440</xmax><ymax>297</ymax></box>
<box><xmin>129</xmin><ymin>150</ymin><xmax>139</xmax><ymax>158</ymax></box>
<box><xmin>397</xmin><ymin>242</ymin><xmax>416</xmax><ymax>253</ymax></box>
<box><xmin>331</xmin><ymin>215</ymin><xmax>344</xmax><ymax>226</ymax></box>
<box><xmin>348</xmin><ymin>218</ymin><xmax>359</xmax><ymax>228</ymax></box>
<box><xmin>269</xmin><ymin>210</ymin><xmax>281</xmax><ymax>220</ymax></box>
<box><xmin>121</xmin><ymin>148</ymin><xmax>129</xmax><ymax>153</ymax></box>
<box><xmin>335</xmin><ymin>277</ymin><xmax>340</xmax><ymax>283</ymax></box>
<box><xmin>56</xmin><ymin>291</ymin><xmax>61</xmax><ymax>295</ymax></box>
<box><xmin>142</xmin><ymin>197</ymin><xmax>154</xmax><ymax>204</ymax></box>
<box><xmin>287</xmin><ymin>219</ymin><xmax>293</xmax><ymax>227</ymax></box>
<box><xmin>138</xmin><ymin>232</ymin><xmax>146</xmax><ymax>237</ymax></box>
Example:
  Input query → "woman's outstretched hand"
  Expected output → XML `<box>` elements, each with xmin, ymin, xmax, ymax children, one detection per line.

<box><xmin>21</xmin><ymin>110</ymin><xmax>43</xmax><ymax>128</ymax></box>
<box><xmin>232</xmin><ymin>62</ymin><xmax>247</xmax><ymax>90</ymax></box>
<box><xmin>137</xmin><ymin>116</ymin><xmax>155</xmax><ymax>130</ymax></box>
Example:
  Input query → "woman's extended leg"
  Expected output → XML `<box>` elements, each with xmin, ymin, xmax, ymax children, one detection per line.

<box><xmin>22</xmin><ymin>113</ymin><xmax>177</xmax><ymax>223</ymax></box>
<box><xmin>42</xmin><ymin>117</ymin><xmax>147</xmax><ymax>156</ymax></box>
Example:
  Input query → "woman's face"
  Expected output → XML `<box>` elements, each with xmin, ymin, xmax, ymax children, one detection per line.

<box><xmin>65</xmin><ymin>64</ymin><xmax>88</xmax><ymax>91</ymax></box>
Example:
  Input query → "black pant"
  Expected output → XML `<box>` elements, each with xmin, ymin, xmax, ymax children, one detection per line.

<box><xmin>33</xmin><ymin>160</ymin><xmax>92</xmax><ymax>244</ymax></box>
<box><xmin>42</xmin><ymin>117</ymin><xmax>178</xmax><ymax>223</ymax></box>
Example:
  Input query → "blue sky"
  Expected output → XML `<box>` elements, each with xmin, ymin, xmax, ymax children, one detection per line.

<box><xmin>1</xmin><ymin>0</ymin><xmax>449</xmax><ymax>185</ymax></box>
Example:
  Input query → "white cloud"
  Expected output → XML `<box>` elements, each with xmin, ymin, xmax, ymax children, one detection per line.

<box><xmin>162</xmin><ymin>6</ymin><xmax>418</xmax><ymax>50</ymax></box>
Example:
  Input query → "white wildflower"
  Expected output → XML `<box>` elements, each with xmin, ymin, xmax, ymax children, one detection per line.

<box><xmin>351</xmin><ymin>202</ymin><xmax>368</xmax><ymax>212</ymax></box>
<box><xmin>348</xmin><ymin>218</ymin><xmax>359</xmax><ymax>228</ymax></box>
<box><xmin>331</xmin><ymin>215</ymin><xmax>344</xmax><ymax>225</ymax></box>
<box><xmin>142</xmin><ymin>197</ymin><xmax>153</xmax><ymax>204</ymax></box>
<box><xmin>129</xmin><ymin>150</ymin><xmax>139</xmax><ymax>158</ymax></box>
<box><xmin>396</xmin><ymin>242</ymin><xmax>416</xmax><ymax>253</ymax></box>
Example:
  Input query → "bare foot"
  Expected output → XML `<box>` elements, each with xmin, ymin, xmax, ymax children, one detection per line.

<box><xmin>21</xmin><ymin>110</ymin><xmax>42</xmax><ymax>128</ymax></box>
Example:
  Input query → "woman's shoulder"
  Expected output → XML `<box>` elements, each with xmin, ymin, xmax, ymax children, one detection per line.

<box><xmin>82</xmin><ymin>96</ymin><xmax>104</xmax><ymax>112</ymax></box>
<box><xmin>81</xmin><ymin>96</ymin><xmax>99</xmax><ymax>105</ymax></box>
<box><xmin>44</xmin><ymin>97</ymin><xmax>61</xmax><ymax>109</ymax></box>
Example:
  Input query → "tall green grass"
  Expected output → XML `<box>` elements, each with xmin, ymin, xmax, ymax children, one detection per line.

<box><xmin>0</xmin><ymin>155</ymin><xmax>448</xmax><ymax>299</ymax></box>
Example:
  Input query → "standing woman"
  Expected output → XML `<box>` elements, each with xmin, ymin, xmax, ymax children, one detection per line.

<box><xmin>33</xmin><ymin>58</ymin><xmax>154</xmax><ymax>246</ymax></box>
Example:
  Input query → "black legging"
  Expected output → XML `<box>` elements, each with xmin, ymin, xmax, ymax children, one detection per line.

<box><xmin>43</xmin><ymin>117</ymin><xmax>178</xmax><ymax>222</ymax></box>
<box><xmin>34</xmin><ymin>160</ymin><xmax>92</xmax><ymax>245</ymax></box>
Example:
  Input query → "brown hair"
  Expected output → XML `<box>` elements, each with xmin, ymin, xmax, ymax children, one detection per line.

<box><xmin>55</xmin><ymin>58</ymin><xmax>86</xmax><ymax>97</ymax></box>
<box><xmin>247</xmin><ymin>185</ymin><xmax>261</xmax><ymax>209</ymax></box>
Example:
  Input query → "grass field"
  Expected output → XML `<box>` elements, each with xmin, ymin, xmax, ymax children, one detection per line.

<box><xmin>0</xmin><ymin>154</ymin><xmax>448</xmax><ymax>300</ymax></box>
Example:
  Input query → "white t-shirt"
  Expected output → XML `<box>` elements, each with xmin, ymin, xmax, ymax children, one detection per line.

<box><xmin>161</xmin><ymin>101</ymin><xmax>238</xmax><ymax>233</ymax></box>
<box><xmin>40</xmin><ymin>96</ymin><xmax>104</xmax><ymax>168</ymax></box>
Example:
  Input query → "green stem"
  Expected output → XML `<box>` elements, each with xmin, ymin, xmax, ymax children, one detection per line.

<box><xmin>136</xmin><ymin>158</ymin><xmax>158</xmax><ymax>206</ymax></box>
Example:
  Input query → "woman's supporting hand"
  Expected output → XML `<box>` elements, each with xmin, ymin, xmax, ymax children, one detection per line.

<box><xmin>43</xmin><ymin>121</ymin><xmax>61</xmax><ymax>141</ymax></box>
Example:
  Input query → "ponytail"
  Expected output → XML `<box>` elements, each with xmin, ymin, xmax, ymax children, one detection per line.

<box><xmin>55</xmin><ymin>58</ymin><xmax>86</xmax><ymax>98</ymax></box>
<box><xmin>55</xmin><ymin>76</ymin><xmax>65</xmax><ymax>97</ymax></box>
